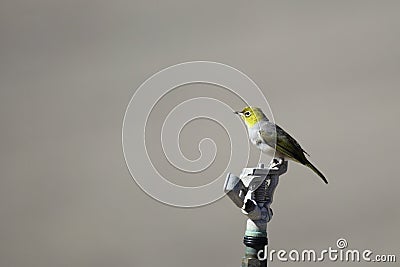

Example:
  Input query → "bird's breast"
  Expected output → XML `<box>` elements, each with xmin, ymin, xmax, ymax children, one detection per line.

<box><xmin>248</xmin><ymin>124</ymin><xmax>282</xmax><ymax>158</ymax></box>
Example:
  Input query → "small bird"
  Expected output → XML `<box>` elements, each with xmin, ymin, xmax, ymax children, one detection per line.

<box><xmin>235</xmin><ymin>107</ymin><xmax>328</xmax><ymax>184</ymax></box>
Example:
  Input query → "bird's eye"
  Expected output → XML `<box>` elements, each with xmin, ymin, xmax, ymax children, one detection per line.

<box><xmin>244</xmin><ymin>111</ymin><xmax>251</xmax><ymax>117</ymax></box>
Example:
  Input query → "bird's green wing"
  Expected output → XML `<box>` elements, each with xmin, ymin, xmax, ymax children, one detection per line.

<box><xmin>258</xmin><ymin>123</ymin><xmax>308</xmax><ymax>164</ymax></box>
<box><xmin>258</xmin><ymin>123</ymin><xmax>328</xmax><ymax>184</ymax></box>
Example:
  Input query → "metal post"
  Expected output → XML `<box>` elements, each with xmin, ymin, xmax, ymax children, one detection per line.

<box><xmin>224</xmin><ymin>161</ymin><xmax>288</xmax><ymax>267</ymax></box>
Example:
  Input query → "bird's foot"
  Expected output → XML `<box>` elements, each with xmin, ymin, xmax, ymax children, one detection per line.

<box><xmin>270</xmin><ymin>158</ymin><xmax>284</xmax><ymax>169</ymax></box>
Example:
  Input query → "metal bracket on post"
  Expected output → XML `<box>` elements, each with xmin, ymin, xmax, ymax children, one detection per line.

<box><xmin>224</xmin><ymin>161</ymin><xmax>288</xmax><ymax>267</ymax></box>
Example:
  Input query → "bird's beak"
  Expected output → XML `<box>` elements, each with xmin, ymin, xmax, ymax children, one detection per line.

<box><xmin>234</xmin><ymin>111</ymin><xmax>243</xmax><ymax>115</ymax></box>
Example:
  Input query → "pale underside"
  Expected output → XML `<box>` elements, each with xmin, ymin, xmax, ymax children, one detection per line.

<box><xmin>248</xmin><ymin>120</ymin><xmax>287</xmax><ymax>160</ymax></box>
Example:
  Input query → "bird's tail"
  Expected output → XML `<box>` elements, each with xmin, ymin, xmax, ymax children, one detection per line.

<box><xmin>305</xmin><ymin>160</ymin><xmax>328</xmax><ymax>184</ymax></box>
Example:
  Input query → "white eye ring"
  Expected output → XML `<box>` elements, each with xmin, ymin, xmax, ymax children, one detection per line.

<box><xmin>244</xmin><ymin>111</ymin><xmax>251</xmax><ymax>117</ymax></box>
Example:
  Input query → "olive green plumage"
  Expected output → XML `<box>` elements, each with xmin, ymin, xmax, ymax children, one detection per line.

<box><xmin>235</xmin><ymin>106</ymin><xmax>328</xmax><ymax>184</ymax></box>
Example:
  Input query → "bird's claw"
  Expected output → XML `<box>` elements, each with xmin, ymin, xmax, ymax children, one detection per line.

<box><xmin>270</xmin><ymin>158</ymin><xmax>284</xmax><ymax>169</ymax></box>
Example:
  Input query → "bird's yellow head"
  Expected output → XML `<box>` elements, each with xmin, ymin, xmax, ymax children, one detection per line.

<box><xmin>235</xmin><ymin>106</ymin><xmax>268</xmax><ymax>127</ymax></box>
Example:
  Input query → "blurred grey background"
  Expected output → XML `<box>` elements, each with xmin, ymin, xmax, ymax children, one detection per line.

<box><xmin>1</xmin><ymin>0</ymin><xmax>399</xmax><ymax>266</ymax></box>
